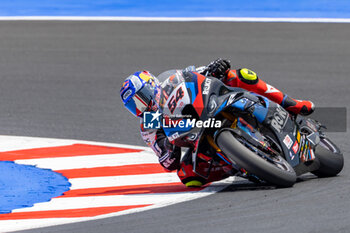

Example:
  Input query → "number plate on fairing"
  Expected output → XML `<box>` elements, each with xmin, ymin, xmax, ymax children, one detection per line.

<box><xmin>163</xmin><ymin>82</ymin><xmax>191</xmax><ymax>116</ymax></box>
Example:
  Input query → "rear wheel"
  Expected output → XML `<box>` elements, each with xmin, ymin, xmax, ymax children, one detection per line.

<box><xmin>216</xmin><ymin>130</ymin><xmax>297</xmax><ymax>187</ymax></box>
<box><xmin>311</xmin><ymin>137</ymin><xmax>344</xmax><ymax>177</ymax></box>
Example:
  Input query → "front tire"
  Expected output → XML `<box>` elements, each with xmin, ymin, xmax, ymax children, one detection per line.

<box><xmin>216</xmin><ymin>130</ymin><xmax>297</xmax><ymax>187</ymax></box>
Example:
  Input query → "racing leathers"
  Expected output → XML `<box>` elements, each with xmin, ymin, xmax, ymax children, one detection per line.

<box><xmin>140</xmin><ymin>60</ymin><xmax>315</xmax><ymax>187</ymax></box>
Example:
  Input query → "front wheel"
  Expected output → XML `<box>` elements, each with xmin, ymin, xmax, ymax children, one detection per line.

<box><xmin>216</xmin><ymin>130</ymin><xmax>297</xmax><ymax>187</ymax></box>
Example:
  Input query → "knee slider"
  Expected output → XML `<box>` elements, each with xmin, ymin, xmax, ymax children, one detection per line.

<box><xmin>238</xmin><ymin>68</ymin><xmax>259</xmax><ymax>84</ymax></box>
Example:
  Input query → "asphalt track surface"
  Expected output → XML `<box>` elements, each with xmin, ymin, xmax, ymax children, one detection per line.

<box><xmin>0</xmin><ymin>21</ymin><xmax>349</xmax><ymax>233</ymax></box>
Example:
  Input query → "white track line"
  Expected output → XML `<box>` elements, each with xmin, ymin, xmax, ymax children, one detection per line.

<box><xmin>0</xmin><ymin>136</ymin><xmax>76</xmax><ymax>152</ymax></box>
<box><xmin>0</xmin><ymin>135</ymin><xmax>149</xmax><ymax>152</ymax></box>
<box><xmin>0</xmin><ymin>16</ymin><xmax>349</xmax><ymax>23</ymax></box>
<box><xmin>15</xmin><ymin>152</ymin><xmax>157</xmax><ymax>170</ymax></box>
<box><xmin>12</xmin><ymin>190</ymin><xmax>212</xmax><ymax>213</ymax></box>
<box><xmin>69</xmin><ymin>173</ymin><xmax>179</xmax><ymax>190</ymax></box>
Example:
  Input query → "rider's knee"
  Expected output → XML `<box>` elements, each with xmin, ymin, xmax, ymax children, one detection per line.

<box><xmin>238</xmin><ymin>68</ymin><xmax>259</xmax><ymax>85</ymax></box>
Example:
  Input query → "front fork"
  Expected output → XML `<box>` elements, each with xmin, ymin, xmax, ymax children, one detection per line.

<box><xmin>192</xmin><ymin>114</ymin><xmax>242</xmax><ymax>178</ymax></box>
<box><xmin>191</xmin><ymin>126</ymin><xmax>236</xmax><ymax>179</ymax></box>
<box><xmin>190</xmin><ymin>129</ymin><xmax>212</xmax><ymax>179</ymax></box>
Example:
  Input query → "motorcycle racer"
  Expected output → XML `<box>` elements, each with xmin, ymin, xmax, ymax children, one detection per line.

<box><xmin>120</xmin><ymin>59</ymin><xmax>315</xmax><ymax>187</ymax></box>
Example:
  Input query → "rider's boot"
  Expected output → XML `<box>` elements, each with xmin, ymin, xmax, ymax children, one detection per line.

<box><xmin>224</xmin><ymin>69</ymin><xmax>315</xmax><ymax>116</ymax></box>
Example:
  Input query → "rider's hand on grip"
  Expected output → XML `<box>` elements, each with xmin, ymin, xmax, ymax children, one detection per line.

<box><xmin>206</xmin><ymin>58</ymin><xmax>231</xmax><ymax>79</ymax></box>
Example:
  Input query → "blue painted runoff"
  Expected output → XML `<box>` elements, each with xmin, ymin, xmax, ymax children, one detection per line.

<box><xmin>0</xmin><ymin>0</ymin><xmax>350</xmax><ymax>18</ymax></box>
<box><xmin>0</xmin><ymin>161</ymin><xmax>71</xmax><ymax>214</ymax></box>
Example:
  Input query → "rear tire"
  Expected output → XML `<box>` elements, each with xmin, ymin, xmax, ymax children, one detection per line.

<box><xmin>216</xmin><ymin>130</ymin><xmax>297</xmax><ymax>187</ymax></box>
<box><xmin>311</xmin><ymin>137</ymin><xmax>344</xmax><ymax>177</ymax></box>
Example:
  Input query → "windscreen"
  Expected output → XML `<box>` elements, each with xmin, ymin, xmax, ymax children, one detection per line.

<box><xmin>156</xmin><ymin>69</ymin><xmax>185</xmax><ymax>110</ymax></box>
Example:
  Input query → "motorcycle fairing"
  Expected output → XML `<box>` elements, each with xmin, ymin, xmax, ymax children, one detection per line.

<box><xmin>214</xmin><ymin>91</ymin><xmax>302</xmax><ymax>167</ymax></box>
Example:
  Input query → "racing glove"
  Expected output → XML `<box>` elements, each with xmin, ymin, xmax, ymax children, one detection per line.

<box><xmin>206</xmin><ymin>58</ymin><xmax>231</xmax><ymax>79</ymax></box>
<box><xmin>156</xmin><ymin>130</ymin><xmax>181</xmax><ymax>171</ymax></box>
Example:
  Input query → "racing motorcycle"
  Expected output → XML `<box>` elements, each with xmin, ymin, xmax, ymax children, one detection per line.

<box><xmin>156</xmin><ymin>69</ymin><xmax>344</xmax><ymax>187</ymax></box>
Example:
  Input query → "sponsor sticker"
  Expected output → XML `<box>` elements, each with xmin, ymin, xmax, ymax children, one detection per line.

<box><xmin>289</xmin><ymin>151</ymin><xmax>295</xmax><ymax>160</ymax></box>
<box><xmin>306</xmin><ymin>120</ymin><xmax>318</xmax><ymax>132</ymax></box>
<box><xmin>292</xmin><ymin>141</ymin><xmax>299</xmax><ymax>154</ymax></box>
<box><xmin>265</xmin><ymin>84</ymin><xmax>279</xmax><ymax>94</ymax></box>
<box><xmin>283</xmin><ymin>135</ymin><xmax>293</xmax><ymax>149</ymax></box>
<box><xmin>169</xmin><ymin>132</ymin><xmax>180</xmax><ymax>141</ymax></box>
<box><xmin>310</xmin><ymin>148</ymin><xmax>316</xmax><ymax>160</ymax></box>
<box><xmin>270</xmin><ymin>105</ymin><xmax>288</xmax><ymax>133</ymax></box>
<box><xmin>122</xmin><ymin>89</ymin><xmax>132</xmax><ymax>101</ymax></box>
<box><xmin>202</xmin><ymin>78</ymin><xmax>212</xmax><ymax>95</ymax></box>
<box><xmin>226</xmin><ymin>93</ymin><xmax>237</xmax><ymax>106</ymax></box>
